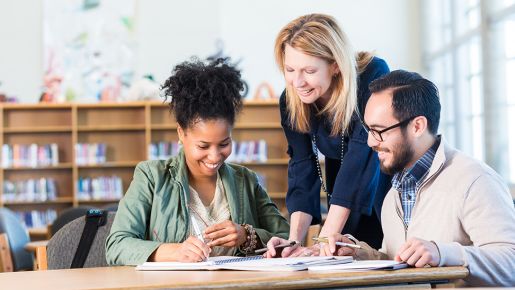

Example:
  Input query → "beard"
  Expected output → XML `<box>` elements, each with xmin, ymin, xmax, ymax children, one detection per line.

<box><xmin>374</xmin><ymin>136</ymin><xmax>415</xmax><ymax>175</ymax></box>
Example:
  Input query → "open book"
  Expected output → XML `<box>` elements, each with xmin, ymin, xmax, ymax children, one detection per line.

<box><xmin>308</xmin><ymin>260</ymin><xmax>408</xmax><ymax>271</ymax></box>
<box><xmin>136</xmin><ymin>255</ymin><xmax>353</xmax><ymax>272</ymax></box>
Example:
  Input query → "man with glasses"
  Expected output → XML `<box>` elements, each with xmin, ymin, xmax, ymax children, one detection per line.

<box><xmin>323</xmin><ymin>70</ymin><xmax>515</xmax><ymax>287</ymax></box>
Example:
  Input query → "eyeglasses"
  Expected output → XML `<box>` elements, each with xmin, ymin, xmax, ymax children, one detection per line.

<box><xmin>362</xmin><ymin>116</ymin><xmax>417</xmax><ymax>142</ymax></box>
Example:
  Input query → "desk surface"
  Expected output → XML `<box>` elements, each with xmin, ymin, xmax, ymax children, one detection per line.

<box><xmin>0</xmin><ymin>266</ymin><xmax>468</xmax><ymax>290</ymax></box>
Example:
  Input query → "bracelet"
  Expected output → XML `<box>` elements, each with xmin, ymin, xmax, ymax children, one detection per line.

<box><xmin>238</xmin><ymin>224</ymin><xmax>257</xmax><ymax>254</ymax></box>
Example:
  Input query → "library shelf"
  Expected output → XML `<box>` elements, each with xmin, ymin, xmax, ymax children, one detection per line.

<box><xmin>0</xmin><ymin>100</ymin><xmax>292</xmax><ymax>225</ymax></box>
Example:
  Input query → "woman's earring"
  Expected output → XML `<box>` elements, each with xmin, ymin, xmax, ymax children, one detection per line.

<box><xmin>178</xmin><ymin>140</ymin><xmax>183</xmax><ymax>145</ymax></box>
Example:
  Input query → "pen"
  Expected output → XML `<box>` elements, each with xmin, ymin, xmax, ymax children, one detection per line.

<box><xmin>254</xmin><ymin>240</ymin><xmax>298</xmax><ymax>254</ymax></box>
<box><xmin>190</xmin><ymin>215</ymin><xmax>205</xmax><ymax>243</ymax></box>
<box><xmin>312</xmin><ymin>237</ymin><xmax>362</xmax><ymax>249</ymax></box>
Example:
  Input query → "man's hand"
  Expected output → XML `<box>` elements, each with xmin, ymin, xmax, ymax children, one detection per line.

<box><xmin>395</xmin><ymin>237</ymin><xmax>440</xmax><ymax>267</ymax></box>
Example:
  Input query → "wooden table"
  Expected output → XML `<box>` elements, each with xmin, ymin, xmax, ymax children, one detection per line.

<box><xmin>0</xmin><ymin>266</ymin><xmax>468</xmax><ymax>290</ymax></box>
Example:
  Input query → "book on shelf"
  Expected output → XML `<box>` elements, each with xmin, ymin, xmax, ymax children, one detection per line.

<box><xmin>2</xmin><ymin>178</ymin><xmax>57</xmax><ymax>202</ymax></box>
<box><xmin>75</xmin><ymin>143</ymin><xmax>107</xmax><ymax>165</ymax></box>
<box><xmin>226</xmin><ymin>140</ymin><xmax>268</xmax><ymax>163</ymax></box>
<box><xmin>148</xmin><ymin>141</ymin><xmax>181</xmax><ymax>160</ymax></box>
<box><xmin>136</xmin><ymin>256</ymin><xmax>353</xmax><ymax>272</ymax></box>
<box><xmin>77</xmin><ymin>175</ymin><xmax>123</xmax><ymax>201</ymax></box>
<box><xmin>2</xmin><ymin>143</ymin><xmax>59</xmax><ymax>168</ymax></box>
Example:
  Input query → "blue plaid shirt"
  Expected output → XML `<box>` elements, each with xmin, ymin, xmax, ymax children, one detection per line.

<box><xmin>391</xmin><ymin>139</ymin><xmax>440</xmax><ymax>226</ymax></box>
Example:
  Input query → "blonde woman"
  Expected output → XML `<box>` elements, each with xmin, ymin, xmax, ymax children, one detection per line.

<box><xmin>266</xmin><ymin>14</ymin><xmax>391</xmax><ymax>257</ymax></box>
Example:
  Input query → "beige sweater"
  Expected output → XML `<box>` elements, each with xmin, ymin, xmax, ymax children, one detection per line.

<box><xmin>355</xmin><ymin>139</ymin><xmax>515</xmax><ymax>287</ymax></box>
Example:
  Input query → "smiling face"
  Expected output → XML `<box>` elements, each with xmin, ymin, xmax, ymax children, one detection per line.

<box><xmin>364</xmin><ymin>89</ymin><xmax>415</xmax><ymax>175</ymax></box>
<box><xmin>178</xmin><ymin>118</ymin><xmax>232</xmax><ymax>180</ymax></box>
<box><xmin>283</xmin><ymin>44</ymin><xmax>339</xmax><ymax>105</ymax></box>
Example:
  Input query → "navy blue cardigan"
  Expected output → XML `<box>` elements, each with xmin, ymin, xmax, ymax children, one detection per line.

<box><xmin>281</xmin><ymin>57</ymin><xmax>391</xmax><ymax>225</ymax></box>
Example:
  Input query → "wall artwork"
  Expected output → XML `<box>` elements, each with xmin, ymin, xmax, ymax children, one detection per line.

<box><xmin>43</xmin><ymin>0</ymin><xmax>136</xmax><ymax>102</ymax></box>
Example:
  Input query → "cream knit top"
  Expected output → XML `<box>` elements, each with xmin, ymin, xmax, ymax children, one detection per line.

<box><xmin>188</xmin><ymin>173</ymin><xmax>236</xmax><ymax>256</ymax></box>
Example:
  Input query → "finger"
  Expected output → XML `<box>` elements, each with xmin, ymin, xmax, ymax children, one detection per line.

<box><xmin>395</xmin><ymin>240</ymin><xmax>412</xmax><ymax>259</ymax></box>
<box><xmin>214</xmin><ymin>234</ymin><xmax>240</xmax><ymax>247</ymax></box>
<box><xmin>266</xmin><ymin>237</ymin><xmax>288</xmax><ymax>257</ymax></box>
<box><xmin>397</xmin><ymin>244</ymin><xmax>417</xmax><ymax>262</ymax></box>
<box><xmin>187</xmin><ymin>237</ymin><xmax>210</xmax><ymax>258</ymax></box>
<box><xmin>206</xmin><ymin>227</ymin><xmax>235</xmax><ymax>241</ymax></box>
<box><xmin>184</xmin><ymin>247</ymin><xmax>205</xmax><ymax>262</ymax></box>
<box><xmin>336</xmin><ymin>247</ymin><xmax>354</xmax><ymax>256</ymax></box>
<box><xmin>406</xmin><ymin>248</ymin><xmax>424</xmax><ymax>267</ymax></box>
<box><xmin>204</xmin><ymin>221</ymin><xmax>231</xmax><ymax>234</ymax></box>
<box><xmin>327</xmin><ymin>236</ymin><xmax>338</xmax><ymax>254</ymax></box>
<box><xmin>415</xmin><ymin>252</ymin><xmax>431</xmax><ymax>268</ymax></box>
<box><xmin>320</xmin><ymin>243</ymin><xmax>333</xmax><ymax>256</ymax></box>
<box><xmin>208</xmin><ymin>231</ymin><xmax>239</xmax><ymax>247</ymax></box>
<box><xmin>285</xmin><ymin>245</ymin><xmax>303</xmax><ymax>257</ymax></box>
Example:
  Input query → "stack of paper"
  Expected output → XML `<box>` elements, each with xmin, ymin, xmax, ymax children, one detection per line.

<box><xmin>136</xmin><ymin>255</ymin><xmax>353</xmax><ymax>272</ymax></box>
<box><xmin>308</xmin><ymin>260</ymin><xmax>408</xmax><ymax>271</ymax></box>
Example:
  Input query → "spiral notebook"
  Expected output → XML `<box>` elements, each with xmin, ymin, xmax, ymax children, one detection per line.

<box><xmin>136</xmin><ymin>256</ymin><xmax>353</xmax><ymax>272</ymax></box>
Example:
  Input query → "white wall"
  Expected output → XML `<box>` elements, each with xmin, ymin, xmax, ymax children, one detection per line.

<box><xmin>218</xmin><ymin>0</ymin><xmax>422</xmax><ymax>99</ymax></box>
<box><xmin>0</xmin><ymin>1</ymin><xmax>43</xmax><ymax>102</ymax></box>
<box><xmin>0</xmin><ymin>0</ymin><xmax>421</xmax><ymax>103</ymax></box>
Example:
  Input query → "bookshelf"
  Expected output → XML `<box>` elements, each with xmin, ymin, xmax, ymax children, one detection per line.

<box><xmin>0</xmin><ymin>101</ymin><xmax>290</xmax><ymax>226</ymax></box>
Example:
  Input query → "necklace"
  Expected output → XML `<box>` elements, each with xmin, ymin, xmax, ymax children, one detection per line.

<box><xmin>311</xmin><ymin>133</ymin><xmax>345</xmax><ymax>201</ymax></box>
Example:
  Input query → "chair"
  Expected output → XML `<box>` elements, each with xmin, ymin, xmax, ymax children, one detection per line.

<box><xmin>49</xmin><ymin>206</ymin><xmax>93</xmax><ymax>237</ymax></box>
<box><xmin>304</xmin><ymin>224</ymin><xmax>321</xmax><ymax>247</ymax></box>
<box><xmin>0</xmin><ymin>208</ymin><xmax>33</xmax><ymax>271</ymax></box>
<box><xmin>36</xmin><ymin>212</ymin><xmax>115</xmax><ymax>270</ymax></box>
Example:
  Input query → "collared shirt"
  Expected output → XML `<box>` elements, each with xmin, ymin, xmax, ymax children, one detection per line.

<box><xmin>392</xmin><ymin>138</ymin><xmax>440</xmax><ymax>225</ymax></box>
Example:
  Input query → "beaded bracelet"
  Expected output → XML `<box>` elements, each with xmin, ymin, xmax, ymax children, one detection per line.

<box><xmin>239</xmin><ymin>223</ymin><xmax>258</xmax><ymax>254</ymax></box>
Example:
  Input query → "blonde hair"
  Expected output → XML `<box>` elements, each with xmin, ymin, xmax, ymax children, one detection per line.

<box><xmin>274</xmin><ymin>13</ymin><xmax>373</xmax><ymax>136</ymax></box>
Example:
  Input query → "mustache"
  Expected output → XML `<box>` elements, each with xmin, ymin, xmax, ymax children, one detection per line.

<box><xmin>372</xmin><ymin>146</ymin><xmax>390</xmax><ymax>153</ymax></box>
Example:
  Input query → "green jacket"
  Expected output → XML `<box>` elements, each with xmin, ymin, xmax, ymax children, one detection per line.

<box><xmin>105</xmin><ymin>151</ymin><xmax>290</xmax><ymax>265</ymax></box>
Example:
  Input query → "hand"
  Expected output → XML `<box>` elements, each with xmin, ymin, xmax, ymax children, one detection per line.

<box><xmin>151</xmin><ymin>236</ymin><xmax>210</xmax><ymax>262</ymax></box>
<box><xmin>318</xmin><ymin>234</ymin><xmax>356</xmax><ymax>257</ymax></box>
<box><xmin>265</xmin><ymin>237</ymin><xmax>304</xmax><ymax>258</ymax></box>
<box><xmin>395</xmin><ymin>237</ymin><xmax>441</xmax><ymax>267</ymax></box>
<box><xmin>204</xmin><ymin>220</ymin><xmax>246</xmax><ymax>247</ymax></box>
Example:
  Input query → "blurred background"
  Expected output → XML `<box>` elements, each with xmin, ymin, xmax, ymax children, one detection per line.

<box><xmin>0</xmin><ymin>0</ymin><xmax>514</xmax><ymax>191</ymax></box>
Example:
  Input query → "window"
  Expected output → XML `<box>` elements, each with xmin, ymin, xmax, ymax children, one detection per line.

<box><xmin>422</xmin><ymin>1</ymin><xmax>515</xmax><ymax>185</ymax></box>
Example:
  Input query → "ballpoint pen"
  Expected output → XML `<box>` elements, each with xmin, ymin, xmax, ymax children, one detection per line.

<box><xmin>312</xmin><ymin>237</ymin><xmax>362</xmax><ymax>249</ymax></box>
<box><xmin>190</xmin><ymin>215</ymin><xmax>205</xmax><ymax>243</ymax></box>
<box><xmin>254</xmin><ymin>240</ymin><xmax>298</xmax><ymax>254</ymax></box>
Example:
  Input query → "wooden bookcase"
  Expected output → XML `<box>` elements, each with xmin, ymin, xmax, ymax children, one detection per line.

<box><xmin>0</xmin><ymin>101</ymin><xmax>289</xmax><ymax>224</ymax></box>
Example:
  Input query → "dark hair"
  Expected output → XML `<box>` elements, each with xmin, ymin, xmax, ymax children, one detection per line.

<box><xmin>368</xmin><ymin>70</ymin><xmax>441</xmax><ymax>135</ymax></box>
<box><xmin>161</xmin><ymin>58</ymin><xmax>244</xmax><ymax>129</ymax></box>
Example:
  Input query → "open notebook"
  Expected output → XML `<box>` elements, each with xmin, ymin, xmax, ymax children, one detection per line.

<box><xmin>308</xmin><ymin>260</ymin><xmax>408</xmax><ymax>271</ymax></box>
<box><xmin>136</xmin><ymin>255</ymin><xmax>353</xmax><ymax>272</ymax></box>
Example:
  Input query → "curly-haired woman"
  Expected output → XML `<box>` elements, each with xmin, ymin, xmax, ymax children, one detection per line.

<box><xmin>106</xmin><ymin>58</ymin><xmax>289</xmax><ymax>265</ymax></box>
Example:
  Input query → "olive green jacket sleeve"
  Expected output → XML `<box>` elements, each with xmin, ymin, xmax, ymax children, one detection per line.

<box><xmin>105</xmin><ymin>162</ymin><xmax>165</xmax><ymax>266</ymax></box>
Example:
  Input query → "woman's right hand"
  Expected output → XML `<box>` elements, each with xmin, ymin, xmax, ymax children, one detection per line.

<box><xmin>265</xmin><ymin>237</ymin><xmax>306</xmax><ymax>258</ymax></box>
<box><xmin>150</xmin><ymin>236</ymin><xmax>211</xmax><ymax>262</ymax></box>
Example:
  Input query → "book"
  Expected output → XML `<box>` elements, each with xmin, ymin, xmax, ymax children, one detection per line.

<box><xmin>308</xmin><ymin>260</ymin><xmax>408</xmax><ymax>271</ymax></box>
<box><xmin>136</xmin><ymin>256</ymin><xmax>353</xmax><ymax>272</ymax></box>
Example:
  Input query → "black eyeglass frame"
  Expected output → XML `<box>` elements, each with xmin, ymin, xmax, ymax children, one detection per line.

<box><xmin>362</xmin><ymin>116</ymin><xmax>417</xmax><ymax>142</ymax></box>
